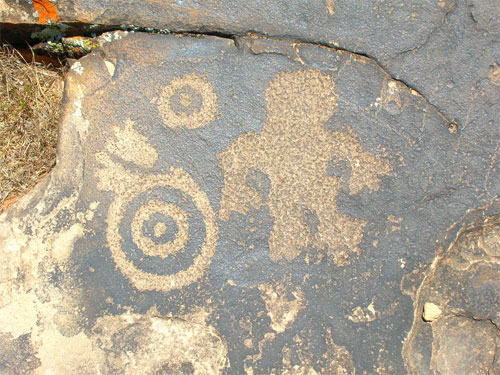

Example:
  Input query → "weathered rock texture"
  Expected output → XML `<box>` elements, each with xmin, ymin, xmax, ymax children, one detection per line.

<box><xmin>404</xmin><ymin>215</ymin><xmax>500</xmax><ymax>374</ymax></box>
<box><xmin>0</xmin><ymin>1</ymin><xmax>499</xmax><ymax>374</ymax></box>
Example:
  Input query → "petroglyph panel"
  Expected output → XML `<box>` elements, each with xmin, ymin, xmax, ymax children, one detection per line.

<box><xmin>0</xmin><ymin>33</ymin><xmax>498</xmax><ymax>374</ymax></box>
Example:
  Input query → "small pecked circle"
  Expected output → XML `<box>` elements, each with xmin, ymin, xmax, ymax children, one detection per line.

<box><xmin>157</xmin><ymin>73</ymin><xmax>217</xmax><ymax>129</ymax></box>
<box><xmin>131</xmin><ymin>200</ymin><xmax>189</xmax><ymax>259</ymax></box>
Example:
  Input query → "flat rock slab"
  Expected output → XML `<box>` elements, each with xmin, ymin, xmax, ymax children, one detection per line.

<box><xmin>0</xmin><ymin>32</ymin><xmax>499</xmax><ymax>374</ymax></box>
<box><xmin>0</xmin><ymin>0</ymin><xmax>453</xmax><ymax>61</ymax></box>
<box><xmin>3</xmin><ymin>0</ymin><xmax>500</xmax><ymax>129</ymax></box>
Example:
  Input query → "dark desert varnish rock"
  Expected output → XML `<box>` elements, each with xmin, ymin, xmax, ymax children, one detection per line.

<box><xmin>0</xmin><ymin>4</ymin><xmax>499</xmax><ymax>373</ymax></box>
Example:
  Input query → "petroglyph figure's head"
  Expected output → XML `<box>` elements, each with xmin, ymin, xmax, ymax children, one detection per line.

<box><xmin>265</xmin><ymin>70</ymin><xmax>338</xmax><ymax>123</ymax></box>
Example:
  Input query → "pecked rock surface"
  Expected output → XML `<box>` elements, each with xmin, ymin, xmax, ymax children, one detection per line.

<box><xmin>0</xmin><ymin>26</ymin><xmax>498</xmax><ymax>375</ymax></box>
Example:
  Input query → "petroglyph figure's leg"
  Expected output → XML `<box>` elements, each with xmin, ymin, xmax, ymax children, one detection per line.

<box><xmin>218</xmin><ymin>132</ymin><xmax>267</xmax><ymax>221</ymax></box>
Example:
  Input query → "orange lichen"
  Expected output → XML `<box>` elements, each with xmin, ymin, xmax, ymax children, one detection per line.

<box><xmin>32</xmin><ymin>0</ymin><xmax>60</xmax><ymax>23</ymax></box>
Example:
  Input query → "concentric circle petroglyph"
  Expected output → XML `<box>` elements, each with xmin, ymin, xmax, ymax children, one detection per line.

<box><xmin>106</xmin><ymin>168</ymin><xmax>218</xmax><ymax>292</ymax></box>
<box><xmin>131</xmin><ymin>200</ymin><xmax>189</xmax><ymax>258</ymax></box>
<box><xmin>157</xmin><ymin>73</ymin><xmax>217</xmax><ymax>129</ymax></box>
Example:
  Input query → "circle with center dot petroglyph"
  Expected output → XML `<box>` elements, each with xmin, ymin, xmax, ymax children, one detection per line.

<box><xmin>131</xmin><ymin>200</ymin><xmax>189</xmax><ymax>259</ymax></box>
<box><xmin>157</xmin><ymin>73</ymin><xmax>217</xmax><ymax>129</ymax></box>
<box><xmin>106</xmin><ymin>168</ymin><xmax>218</xmax><ymax>292</ymax></box>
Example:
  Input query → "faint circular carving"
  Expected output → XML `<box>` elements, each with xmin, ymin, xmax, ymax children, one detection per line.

<box><xmin>157</xmin><ymin>73</ymin><xmax>217</xmax><ymax>129</ymax></box>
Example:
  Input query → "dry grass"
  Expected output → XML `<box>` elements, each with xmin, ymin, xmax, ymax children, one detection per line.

<box><xmin>0</xmin><ymin>44</ymin><xmax>63</xmax><ymax>212</ymax></box>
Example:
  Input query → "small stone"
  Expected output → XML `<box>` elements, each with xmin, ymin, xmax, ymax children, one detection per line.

<box><xmin>422</xmin><ymin>302</ymin><xmax>442</xmax><ymax>322</ymax></box>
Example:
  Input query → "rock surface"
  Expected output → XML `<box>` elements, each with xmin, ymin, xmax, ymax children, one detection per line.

<box><xmin>404</xmin><ymin>215</ymin><xmax>500</xmax><ymax>374</ymax></box>
<box><xmin>0</xmin><ymin>1</ymin><xmax>499</xmax><ymax>374</ymax></box>
<box><xmin>0</xmin><ymin>0</ymin><xmax>457</xmax><ymax>62</ymax></box>
<box><xmin>3</xmin><ymin>0</ymin><xmax>500</xmax><ymax>128</ymax></box>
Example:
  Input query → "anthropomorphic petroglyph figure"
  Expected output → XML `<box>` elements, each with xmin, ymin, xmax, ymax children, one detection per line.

<box><xmin>219</xmin><ymin>70</ymin><xmax>391</xmax><ymax>264</ymax></box>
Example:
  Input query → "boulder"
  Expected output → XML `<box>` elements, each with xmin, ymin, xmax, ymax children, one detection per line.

<box><xmin>0</xmin><ymin>16</ymin><xmax>498</xmax><ymax>375</ymax></box>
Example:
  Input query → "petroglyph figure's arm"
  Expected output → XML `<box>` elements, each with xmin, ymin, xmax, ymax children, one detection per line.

<box><xmin>327</xmin><ymin>130</ymin><xmax>391</xmax><ymax>194</ymax></box>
